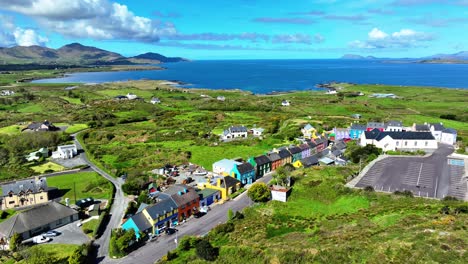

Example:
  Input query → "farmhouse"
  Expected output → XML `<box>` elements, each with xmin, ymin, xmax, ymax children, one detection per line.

<box><xmin>222</xmin><ymin>126</ymin><xmax>248</xmax><ymax>140</ymax></box>
<box><xmin>0</xmin><ymin>201</ymin><xmax>78</xmax><ymax>242</ymax></box>
<box><xmin>301</xmin><ymin>124</ymin><xmax>317</xmax><ymax>139</ymax></box>
<box><xmin>359</xmin><ymin>129</ymin><xmax>437</xmax><ymax>152</ymax></box>
<box><xmin>281</xmin><ymin>100</ymin><xmax>290</xmax><ymax>106</ymax></box>
<box><xmin>216</xmin><ymin>96</ymin><xmax>225</xmax><ymax>101</ymax></box>
<box><xmin>0</xmin><ymin>90</ymin><xmax>14</xmax><ymax>96</ymax></box>
<box><xmin>150</xmin><ymin>97</ymin><xmax>161</xmax><ymax>104</ymax></box>
<box><xmin>52</xmin><ymin>144</ymin><xmax>78</xmax><ymax>159</ymax></box>
<box><xmin>1</xmin><ymin>177</ymin><xmax>49</xmax><ymax>209</ymax></box>
<box><xmin>126</xmin><ymin>93</ymin><xmax>138</xmax><ymax>100</ymax></box>
<box><xmin>441</xmin><ymin>128</ymin><xmax>457</xmax><ymax>145</ymax></box>
<box><xmin>250</xmin><ymin>128</ymin><xmax>264</xmax><ymax>136</ymax></box>
<box><xmin>23</xmin><ymin>120</ymin><xmax>58</xmax><ymax>132</ymax></box>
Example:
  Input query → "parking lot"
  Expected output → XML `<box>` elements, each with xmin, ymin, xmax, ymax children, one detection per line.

<box><xmin>48</xmin><ymin>221</ymin><xmax>90</xmax><ymax>245</ymax></box>
<box><xmin>355</xmin><ymin>144</ymin><xmax>468</xmax><ymax>200</ymax></box>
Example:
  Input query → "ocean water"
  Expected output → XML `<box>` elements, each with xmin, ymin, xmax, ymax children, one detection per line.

<box><xmin>33</xmin><ymin>60</ymin><xmax>468</xmax><ymax>93</ymax></box>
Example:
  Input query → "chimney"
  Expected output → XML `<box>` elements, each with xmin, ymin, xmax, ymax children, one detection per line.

<box><xmin>34</xmin><ymin>176</ymin><xmax>40</xmax><ymax>183</ymax></box>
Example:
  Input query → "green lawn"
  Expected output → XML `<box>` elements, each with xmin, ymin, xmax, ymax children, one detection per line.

<box><xmin>16</xmin><ymin>103</ymin><xmax>43</xmax><ymax>113</ymax></box>
<box><xmin>65</xmin><ymin>123</ymin><xmax>89</xmax><ymax>134</ymax></box>
<box><xmin>47</xmin><ymin>172</ymin><xmax>113</xmax><ymax>204</ymax></box>
<box><xmin>30</xmin><ymin>161</ymin><xmax>65</xmax><ymax>174</ymax></box>
<box><xmin>60</xmin><ymin>96</ymin><xmax>82</xmax><ymax>104</ymax></box>
<box><xmin>0</xmin><ymin>125</ymin><xmax>24</xmax><ymax>135</ymax></box>
<box><xmin>0</xmin><ymin>209</ymin><xmax>16</xmax><ymax>223</ymax></box>
<box><xmin>18</xmin><ymin>244</ymin><xmax>79</xmax><ymax>264</ymax></box>
<box><xmin>82</xmin><ymin>219</ymin><xmax>99</xmax><ymax>237</ymax></box>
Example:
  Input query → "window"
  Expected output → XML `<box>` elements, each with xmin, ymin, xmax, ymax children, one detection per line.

<box><xmin>40</xmin><ymin>196</ymin><xmax>43</xmax><ymax>200</ymax></box>
<box><xmin>9</xmin><ymin>201</ymin><xmax>15</xmax><ymax>204</ymax></box>
<box><xmin>405</xmin><ymin>141</ymin><xmax>408</xmax><ymax>146</ymax></box>
<box><xmin>425</xmin><ymin>141</ymin><xmax>428</xmax><ymax>146</ymax></box>
<box><xmin>414</xmin><ymin>141</ymin><xmax>417</xmax><ymax>146</ymax></box>
<box><xmin>396</xmin><ymin>141</ymin><xmax>399</xmax><ymax>146</ymax></box>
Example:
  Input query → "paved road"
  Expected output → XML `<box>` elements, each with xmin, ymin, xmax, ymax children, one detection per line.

<box><xmin>104</xmin><ymin>174</ymin><xmax>273</xmax><ymax>264</ymax></box>
<box><xmin>355</xmin><ymin>144</ymin><xmax>457</xmax><ymax>199</ymax></box>
<box><xmin>72</xmin><ymin>133</ymin><xmax>129</xmax><ymax>261</ymax></box>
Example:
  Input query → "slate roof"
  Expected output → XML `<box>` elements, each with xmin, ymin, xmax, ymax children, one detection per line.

<box><xmin>364</xmin><ymin>130</ymin><xmax>435</xmax><ymax>141</ymax></box>
<box><xmin>128</xmin><ymin>212</ymin><xmax>152</xmax><ymax>232</ymax></box>
<box><xmin>236</xmin><ymin>162</ymin><xmax>255</xmax><ymax>174</ymax></box>
<box><xmin>315</xmin><ymin>137</ymin><xmax>327</xmax><ymax>145</ymax></box>
<box><xmin>442</xmin><ymin>128</ymin><xmax>457</xmax><ymax>135</ymax></box>
<box><xmin>299</xmin><ymin>143</ymin><xmax>310</xmax><ymax>151</ymax></box>
<box><xmin>319</xmin><ymin>157</ymin><xmax>335</xmax><ymax>165</ymax></box>
<box><xmin>213</xmin><ymin>159</ymin><xmax>241</xmax><ymax>171</ymax></box>
<box><xmin>144</xmin><ymin>198</ymin><xmax>178</xmax><ymax>220</ymax></box>
<box><xmin>220</xmin><ymin>176</ymin><xmax>240</xmax><ymax>188</ymax></box>
<box><xmin>367</xmin><ymin>122</ymin><xmax>385</xmax><ymax>129</ymax></box>
<box><xmin>414</xmin><ymin>124</ymin><xmax>430</xmax><ymax>131</ymax></box>
<box><xmin>331</xmin><ymin>149</ymin><xmax>343</xmax><ymax>157</ymax></box>
<box><xmin>224</xmin><ymin>126</ymin><xmax>247</xmax><ymax>135</ymax></box>
<box><xmin>0</xmin><ymin>202</ymin><xmax>77</xmax><ymax>238</ymax></box>
<box><xmin>333</xmin><ymin>140</ymin><xmax>347</xmax><ymax>150</ymax></box>
<box><xmin>385</xmin><ymin>120</ymin><xmax>403</xmax><ymax>127</ymax></box>
<box><xmin>163</xmin><ymin>184</ymin><xmax>199</xmax><ymax>207</ymax></box>
<box><xmin>288</xmin><ymin>146</ymin><xmax>302</xmax><ymax>154</ymax></box>
<box><xmin>306</xmin><ymin>140</ymin><xmax>317</xmax><ymax>148</ymax></box>
<box><xmin>2</xmin><ymin>177</ymin><xmax>48</xmax><ymax>196</ymax></box>
<box><xmin>350</xmin><ymin>123</ymin><xmax>366</xmax><ymax>130</ymax></box>
<box><xmin>267</xmin><ymin>152</ymin><xmax>281</xmax><ymax>162</ymax></box>
<box><xmin>254</xmin><ymin>155</ymin><xmax>271</xmax><ymax>165</ymax></box>
<box><xmin>430</xmin><ymin>123</ymin><xmax>445</xmax><ymax>131</ymax></box>
<box><xmin>278</xmin><ymin>148</ymin><xmax>292</xmax><ymax>159</ymax></box>
<box><xmin>301</xmin><ymin>156</ymin><xmax>319</xmax><ymax>167</ymax></box>
<box><xmin>196</xmin><ymin>188</ymin><xmax>220</xmax><ymax>199</ymax></box>
<box><xmin>303</xmin><ymin>124</ymin><xmax>314</xmax><ymax>130</ymax></box>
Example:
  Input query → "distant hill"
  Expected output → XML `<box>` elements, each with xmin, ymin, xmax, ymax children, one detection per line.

<box><xmin>340</xmin><ymin>51</ymin><xmax>468</xmax><ymax>64</ymax></box>
<box><xmin>341</xmin><ymin>54</ymin><xmax>378</xmax><ymax>60</ymax></box>
<box><xmin>0</xmin><ymin>43</ymin><xmax>188</xmax><ymax>65</ymax></box>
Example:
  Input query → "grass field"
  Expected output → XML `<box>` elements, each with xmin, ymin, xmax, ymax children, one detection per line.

<box><xmin>0</xmin><ymin>125</ymin><xmax>24</xmax><ymax>135</ymax></box>
<box><xmin>18</xmin><ymin>244</ymin><xmax>79</xmax><ymax>264</ymax></box>
<box><xmin>30</xmin><ymin>161</ymin><xmax>65</xmax><ymax>174</ymax></box>
<box><xmin>0</xmin><ymin>209</ymin><xmax>16</xmax><ymax>223</ymax></box>
<box><xmin>65</xmin><ymin>123</ymin><xmax>89</xmax><ymax>134</ymax></box>
<box><xmin>47</xmin><ymin>172</ymin><xmax>113</xmax><ymax>204</ymax></box>
<box><xmin>82</xmin><ymin>219</ymin><xmax>99</xmax><ymax>237</ymax></box>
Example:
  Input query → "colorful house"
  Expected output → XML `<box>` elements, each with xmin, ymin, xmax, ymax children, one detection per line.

<box><xmin>287</xmin><ymin>146</ymin><xmax>302</xmax><ymax>163</ymax></box>
<box><xmin>301</xmin><ymin>155</ymin><xmax>319</xmax><ymax>168</ymax></box>
<box><xmin>350</xmin><ymin>123</ymin><xmax>366</xmax><ymax>140</ymax></box>
<box><xmin>301</xmin><ymin>123</ymin><xmax>318</xmax><ymax>139</ymax></box>
<box><xmin>277</xmin><ymin>148</ymin><xmax>292</xmax><ymax>166</ymax></box>
<box><xmin>314</xmin><ymin>137</ymin><xmax>327</xmax><ymax>153</ymax></box>
<box><xmin>307</xmin><ymin>140</ymin><xmax>317</xmax><ymax>155</ymax></box>
<box><xmin>366</xmin><ymin>122</ymin><xmax>385</xmax><ymax>132</ymax></box>
<box><xmin>212</xmin><ymin>159</ymin><xmax>241</xmax><ymax>176</ymax></box>
<box><xmin>164</xmin><ymin>184</ymin><xmax>200</xmax><ymax>221</ymax></box>
<box><xmin>267</xmin><ymin>152</ymin><xmax>282</xmax><ymax>171</ymax></box>
<box><xmin>231</xmin><ymin>162</ymin><xmax>256</xmax><ymax>185</ymax></box>
<box><xmin>292</xmin><ymin>159</ymin><xmax>303</xmax><ymax>168</ymax></box>
<box><xmin>299</xmin><ymin>143</ymin><xmax>311</xmax><ymax>159</ymax></box>
<box><xmin>197</xmin><ymin>176</ymin><xmax>241</xmax><ymax>200</ymax></box>
<box><xmin>196</xmin><ymin>188</ymin><xmax>221</xmax><ymax>207</ymax></box>
<box><xmin>249</xmin><ymin>155</ymin><xmax>272</xmax><ymax>178</ymax></box>
<box><xmin>333</xmin><ymin>127</ymin><xmax>350</xmax><ymax>141</ymax></box>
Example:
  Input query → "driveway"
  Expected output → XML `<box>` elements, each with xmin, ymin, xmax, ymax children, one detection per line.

<box><xmin>101</xmin><ymin>173</ymin><xmax>273</xmax><ymax>264</ymax></box>
<box><xmin>354</xmin><ymin>144</ymin><xmax>467</xmax><ymax>199</ymax></box>
<box><xmin>48</xmin><ymin>221</ymin><xmax>90</xmax><ymax>245</ymax></box>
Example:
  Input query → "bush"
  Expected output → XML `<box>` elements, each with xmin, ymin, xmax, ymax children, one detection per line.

<box><xmin>9</xmin><ymin>233</ymin><xmax>22</xmax><ymax>252</ymax></box>
<box><xmin>393</xmin><ymin>190</ymin><xmax>414</xmax><ymax>198</ymax></box>
<box><xmin>363</xmin><ymin>186</ymin><xmax>375</xmax><ymax>192</ymax></box>
<box><xmin>247</xmin><ymin>182</ymin><xmax>271</xmax><ymax>203</ymax></box>
<box><xmin>454</xmin><ymin>205</ymin><xmax>468</xmax><ymax>214</ymax></box>
<box><xmin>195</xmin><ymin>240</ymin><xmax>218</xmax><ymax>261</ymax></box>
<box><xmin>212</xmin><ymin>222</ymin><xmax>235</xmax><ymax>235</ymax></box>
<box><xmin>178</xmin><ymin>236</ymin><xmax>199</xmax><ymax>251</ymax></box>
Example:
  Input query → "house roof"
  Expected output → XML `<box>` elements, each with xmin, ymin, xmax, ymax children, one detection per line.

<box><xmin>254</xmin><ymin>155</ymin><xmax>271</xmax><ymax>165</ymax></box>
<box><xmin>430</xmin><ymin>123</ymin><xmax>445</xmax><ymax>131</ymax></box>
<box><xmin>136</xmin><ymin>203</ymin><xmax>149</xmax><ymax>214</ymax></box>
<box><xmin>301</xmin><ymin>156</ymin><xmax>319</xmax><ymax>167</ymax></box>
<box><xmin>385</xmin><ymin>120</ymin><xmax>402</xmax><ymax>127</ymax></box>
<box><xmin>144</xmin><ymin>198</ymin><xmax>178</xmax><ymax>220</ymax></box>
<box><xmin>299</xmin><ymin>143</ymin><xmax>310</xmax><ymax>151</ymax></box>
<box><xmin>303</xmin><ymin>124</ymin><xmax>314</xmax><ymax>130</ymax></box>
<box><xmin>414</xmin><ymin>124</ymin><xmax>430</xmax><ymax>131</ymax></box>
<box><xmin>128</xmin><ymin>212</ymin><xmax>152</xmax><ymax>231</ymax></box>
<box><xmin>57</xmin><ymin>144</ymin><xmax>76</xmax><ymax>151</ymax></box>
<box><xmin>288</xmin><ymin>146</ymin><xmax>302</xmax><ymax>155</ymax></box>
<box><xmin>350</xmin><ymin>123</ymin><xmax>366</xmax><ymax>130</ymax></box>
<box><xmin>314</xmin><ymin>137</ymin><xmax>327</xmax><ymax>145</ymax></box>
<box><xmin>334</xmin><ymin>127</ymin><xmax>349</xmax><ymax>132</ymax></box>
<box><xmin>221</xmin><ymin>176</ymin><xmax>240</xmax><ymax>188</ymax></box>
<box><xmin>267</xmin><ymin>152</ymin><xmax>281</xmax><ymax>162</ymax></box>
<box><xmin>227</xmin><ymin>126</ymin><xmax>247</xmax><ymax>133</ymax></box>
<box><xmin>333</xmin><ymin>140</ymin><xmax>347</xmax><ymax>150</ymax></box>
<box><xmin>331</xmin><ymin>149</ymin><xmax>343</xmax><ymax>157</ymax></box>
<box><xmin>164</xmin><ymin>184</ymin><xmax>199</xmax><ymax>207</ymax></box>
<box><xmin>364</xmin><ymin>130</ymin><xmax>435</xmax><ymax>141</ymax></box>
<box><xmin>319</xmin><ymin>157</ymin><xmax>335</xmax><ymax>164</ymax></box>
<box><xmin>236</xmin><ymin>162</ymin><xmax>255</xmax><ymax>174</ymax></box>
<box><xmin>251</xmin><ymin>128</ymin><xmax>265</xmax><ymax>133</ymax></box>
<box><xmin>367</xmin><ymin>122</ymin><xmax>385</xmax><ymax>129</ymax></box>
<box><xmin>278</xmin><ymin>148</ymin><xmax>292</xmax><ymax>159</ymax></box>
<box><xmin>442</xmin><ymin>128</ymin><xmax>457</xmax><ymax>135</ymax></box>
<box><xmin>213</xmin><ymin>159</ymin><xmax>241</xmax><ymax>171</ymax></box>
<box><xmin>196</xmin><ymin>188</ymin><xmax>219</xmax><ymax>199</ymax></box>
<box><xmin>2</xmin><ymin>177</ymin><xmax>48</xmax><ymax>196</ymax></box>
<box><xmin>0</xmin><ymin>202</ymin><xmax>77</xmax><ymax>238</ymax></box>
<box><xmin>306</xmin><ymin>140</ymin><xmax>317</xmax><ymax>148</ymax></box>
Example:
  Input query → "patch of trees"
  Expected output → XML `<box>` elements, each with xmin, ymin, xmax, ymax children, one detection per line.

<box><xmin>109</xmin><ymin>228</ymin><xmax>136</xmax><ymax>257</ymax></box>
<box><xmin>345</xmin><ymin>142</ymin><xmax>381</xmax><ymax>163</ymax></box>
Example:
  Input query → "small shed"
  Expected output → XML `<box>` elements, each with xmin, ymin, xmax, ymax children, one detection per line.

<box><xmin>271</xmin><ymin>185</ymin><xmax>291</xmax><ymax>202</ymax></box>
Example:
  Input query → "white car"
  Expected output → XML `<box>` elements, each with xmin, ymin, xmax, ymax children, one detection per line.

<box><xmin>32</xmin><ymin>235</ymin><xmax>51</xmax><ymax>244</ymax></box>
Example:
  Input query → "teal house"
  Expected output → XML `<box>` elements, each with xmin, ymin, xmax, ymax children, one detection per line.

<box><xmin>230</xmin><ymin>162</ymin><xmax>256</xmax><ymax>185</ymax></box>
<box><xmin>350</xmin><ymin>124</ymin><xmax>366</xmax><ymax>140</ymax></box>
<box><xmin>287</xmin><ymin>146</ymin><xmax>303</xmax><ymax>163</ymax></box>
<box><xmin>248</xmin><ymin>155</ymin><xmax>271</xmax><ymax>178</ymax></box>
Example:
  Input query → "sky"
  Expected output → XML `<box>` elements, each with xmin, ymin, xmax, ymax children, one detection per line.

<box><xmin>0</xmin><ymin>0</ymin><xmax>467</xmax><ymax>59</ymax></box>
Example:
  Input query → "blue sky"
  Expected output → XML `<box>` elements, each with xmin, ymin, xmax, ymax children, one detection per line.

<box><xmin>0</xmin><ymin>0</ymin><xmax>467</xmax><ymax>59</ymax></box>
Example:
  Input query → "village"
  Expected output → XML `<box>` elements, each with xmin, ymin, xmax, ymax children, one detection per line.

<box><xmin>0</xmin><ymin>115</ymin><xmax>465</xmax><ymax>257</ymax></box>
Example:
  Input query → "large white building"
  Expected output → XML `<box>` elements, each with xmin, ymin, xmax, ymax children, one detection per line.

<box><xmin>222</xmin><ymin>126</ymin><xmax>248</xmax><ymax>140</ymax></box>
<box><xmin>360</xmin><ymin>129</ymin><xmax>437</xmax><ymax>152</ymax></box>
<box><xmin>52</xmin><ymin>144</ymin><xmax>78</xmax><ymax>159</ymax></box>
<box><xmin>212</xmin><ymin>159</ymin><xmax>241</xmax><ymax>175</ymax></box>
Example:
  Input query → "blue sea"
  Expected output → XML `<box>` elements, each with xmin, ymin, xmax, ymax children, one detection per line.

<box><xmin>33</xmin><ymin>60</ymin><xmax>468</xmax><ymax>93</ymax></box>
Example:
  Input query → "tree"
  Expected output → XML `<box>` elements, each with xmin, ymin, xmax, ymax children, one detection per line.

<box><xmin>227</xmin><ymin>209</ymin><xmax>234</xmax><ymax>220</ymax></box>
<box><xmin>9</xmin><ymin>233</ymin><xmax>22</xmax><ymax>252</ymax></box>
<box><xmin>274</xmin><ymin>166</ymin><xmax>289</xmax><ymax>187</ymax></box>
<box><xmin>116</xmin><ymin>229</ymin><xmax>135</xmax><ymax>253</ymax></box>
<box><xmin>20</xmin><ymin>246</ymin><xmax>56</xmax><ymax>264</ymax></box>
<box><xmin>247</xmin><ymin>182</ymin><xmax>271</xmax><ymax>202</ymax></box>
<box><xmin>68</xmin><ymin>243</ymin><xmax>91</xmax><ymax>264</ymax></box>
<box><xmin>137</xmin><ymin>190</ymin><xmax>151</xmax><ymax>205</ymax></box>
<box><xmin>195</xmin><ymin>239</ymin><xmax>218</xmax><ymax>261</ymax></box>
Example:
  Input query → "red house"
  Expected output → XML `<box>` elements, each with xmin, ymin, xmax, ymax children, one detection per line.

<box><xmin>267</xmin><ymin>152</ymin><xmax>282</xmax><ymax>171</ymax></box>
<box><xmin>164</xmin><ymin>184</ymin><xmax>200</xmax><ymax>221</ymax></box>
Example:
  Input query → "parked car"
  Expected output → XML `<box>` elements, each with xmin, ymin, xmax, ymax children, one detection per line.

<box><xmin>42</xmin><ymin>231</ymin><xmax>60</xmax><ymax>237</ymax></box>
<box><xmin>148</xmin><ymin>234</ymin><xmax>158</xmax><ymax>242</ymax></box>
<box><xmin>33</xmin><ymin>236</ymin><xmax>51</xmax><ymax>244</ymax></box>
<box><xmin>165</xmin><ymin>228</ymin><xmax>178</xmax><ymax>235</ymax></box>
<box><xmin>194</xmin><ymin>212</ymin><xmax>206</xmax><ymax>218</ymax></box>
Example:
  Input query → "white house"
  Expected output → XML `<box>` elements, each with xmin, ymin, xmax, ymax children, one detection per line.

<box><xmin>212</xmin><ymin>159</ymin><xmax>241</xmax><ymax>175</ymax></box>
<box><xmin>359</xmin><ymin>129</ymin><xmax>437</xmax><ymax>152</ymax></box>
<box><xmin>251</xmin><ymin>128</ymin><xmax>264</xmax><ymax>136</ymax></box>
<box><xmin>326</xmin><ymin>90</ymin><xmax>337</xmax><ymax>95</ymax></box>
<box><xmin>52</xmin><ymin>144</ymin><xmax>78</xmax><ymax>159</ymax></box>
<box><xmin>126</xmin><ymin>93</ymin><xmax>138</xmax><ymax>100</ymax></box>
<box><xmin>384</xmin><ymin>120</ymin><xmax>403</xmax><ymax>132</ymax></box>
<box><xmin>271</xmin><ymin>185</ymin><xmax>291</xmax><ymax>202</ymax></box>
<box><xmin>150</xmin><ymin>97</ymin><xmax>161</xmax><ymax>104</ymax></box>
<box><xmin>216</xmin><ymin>96</ymin><xmax>225</xmax><ymax>102</ymax></box>
<box><xmin>301</xmin><ymin>124</ymin><xmax>316</xmax><ymax>139</ymax></box>
<box><xmin>222</xmin><ymin>126</ymin><xmax>248</xmax><ymax>140</ymax></box>
<box><xmin>281</xmin><ymin>100</ymin><xmax>290</xmax><ymax>106</ymax></box>
<box><xmin>441</xmin><ymin>128</ymin><xmax>457</xmax><ymax>145</ymax></box>
<box><xmin>0</xmin><ymin>90</ymin><xmax>15</xmax><ymax>96</ymax></box>
<box><xmin>25</xmin><ymin>148</ymin><xmax>49</xmax><ymax>162</ymax></box>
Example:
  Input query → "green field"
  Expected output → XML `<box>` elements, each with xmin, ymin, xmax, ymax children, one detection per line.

<box><xmin>65</xmin><ymin>123</ymin><xmax>89</xmax><ymax>134</ymax></box>
<box><xmin>0</xmin><ymin>125</ymin><xmax>24</xmax><ymax>135</ymax></box>
<box><xmin>164</xmin><ymin>166</ymin><xmax>468</xmax><ymax>263</ymax></box>
<box><xmin>47</xmin><ymin>172</ymin><xmax>113</xmax><ymax>204</ymax></box>
<box><xmin>30</xmin><ymin>161</ymin><xmax>65</xmax><ymax>174</ymax></box>
<box><xmin>18</xmin><ymin>244</ymin><xmax>79</xmax><ymax>264</ymax></box>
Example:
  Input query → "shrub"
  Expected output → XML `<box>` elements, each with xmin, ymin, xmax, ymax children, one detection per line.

<box><xmin>195</xmin><ymin>240</ymin><xmax>218</xmax><ymax>261</ymax></box>
<box><xmin>178</xmin><ymin>236</ymin><xmax>199</xmax><ymax>251</ymax></box>
<box><xmin>247</xmin><ymin>182</ymin><xmax>271</xmax><ymax>202</ymax></box>
<box><xmin>393</xmin><ymin>190</ymin><xmax>414</xmax><ymax>198</ymax></box>
<box><xmin>9</xmin><ymin>233</ymin><xmax>22</xmax><ymax>252</ymax></box>
<box><xmin>212</xmin><ymin>222</ymin><xmax>235</xmax><ymax>235</ymax></box>
<box><xmin>363</xmin><ymin>186</ymin><xmax>375</xmax><ymax>192</ymax></box>
<box><xmin>454</xmin><ymin>205</ymin><xmax>468</xmax><ymax>214</ymax></box>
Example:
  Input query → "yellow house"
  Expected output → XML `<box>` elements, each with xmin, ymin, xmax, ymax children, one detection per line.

<box><xmin>197</xmin><ymin>176</ymin><xmax>241</xmax><ymax>200</ymax></box>
<box><xmin>293</xmin><ymin>159</ymin><xmax>303</xmax><ymax>168</ymax></box>
<box><xmin>301</xmin><ymin>124</ymin><xmax>318</xmax><ymax>139</ymax></box>
<box><xmin>1</xmin><ymin>177</ymin><xmax>49</xmax><ymax>210</ymax></box>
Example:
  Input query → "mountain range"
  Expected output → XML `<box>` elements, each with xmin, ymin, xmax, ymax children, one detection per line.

<box><xmin>0</xmin><ymin>43</ymin><xmax>188</xmax><ymax>65</ymax></box>
<box><xmin>341</xmin><ymin>51</ymin><xmax>468</xmax><ymax>63</ymax></box>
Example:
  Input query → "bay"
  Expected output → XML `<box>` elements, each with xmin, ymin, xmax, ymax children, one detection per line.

<box><xmin>33</xmin><ymin>59</ymin><xmax>468</xmax><ymax>93</ymax></box>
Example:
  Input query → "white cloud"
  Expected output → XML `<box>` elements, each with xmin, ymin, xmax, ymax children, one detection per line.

<box><xmin>13</xmin><ymin>27</ymin><xmax>48</xmax><ymax>46</ymax></box>
<box><xmin>349</xmin><ymin>27</ymin><xmax>434</xmax><ymax>49</ymax></box>
<box><xmin>0</xmin><ymin>0</ymin><xmax>177</xmax><ymax>43</ymax></box>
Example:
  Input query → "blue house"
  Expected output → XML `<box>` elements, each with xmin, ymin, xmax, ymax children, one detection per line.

<box><xmin>197</xmin><ymin>188</ymin><xmax>220</xmax><ymax>208</ymax></box>
<box><xmin>350</xmin><ymin>123</ymin><xmax>366</xmax><ymax>140</ymax></box>
<box><xmin>230</xmin><ymin>162</ymin><xmax>256</xmax><ymax>185</ymax></box>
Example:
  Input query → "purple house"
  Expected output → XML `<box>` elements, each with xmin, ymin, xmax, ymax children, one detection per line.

<box><xmin>333</xmin><ymin>127</ymin><xmax>350</xmax><ymax>141</ymax></box>
<box><xmin>299</xmin><ymin>143</ymin><xmax>311</xmax><ymax>159</ymax></box>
